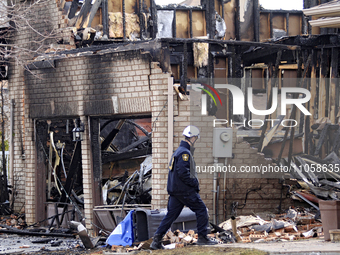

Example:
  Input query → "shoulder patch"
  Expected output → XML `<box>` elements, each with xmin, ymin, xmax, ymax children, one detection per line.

<box><xmin>169</xmin><ymin>157</ymin><xmax>174</xmax><ymax>171</ymax></box>
<box><xmin>182</xmin><ymin>154</ymin><xmax>189</xmax><ymax>161</ymax></box>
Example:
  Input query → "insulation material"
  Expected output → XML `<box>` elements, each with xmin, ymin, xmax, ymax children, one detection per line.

<box><xmin>108</xmin><ymin>12</ymin><xmax>140</xmax><ymax>40</ymax></box>
<box><xmin>193</xmin><ymin>42</ymin><xmax>209</xmax><ymax>68</ymax></box>
<box><xmin>156</xmin><ymin>10</ymin><xmax>174</xmax><ymax>38</ymax></box>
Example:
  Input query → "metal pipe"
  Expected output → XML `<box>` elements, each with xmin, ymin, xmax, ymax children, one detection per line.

<box><xmin>9</xmin><ymin>99</ymin><xmax>14</xmax><ymax>206</ymax></box>
<box><xmin>122</xmin><ymin>0</ymin><xmax>126</xmax><ymax>40</ymax></box>
<box><xmin>168</xmin><ymin>77</ymin><xmax>174</xmax><ymax>163</ymax></box>
<box><xmin>223</xmin><ymin>158</ymin><xmax>227</xmax><ymax>221</ymax></box>
<box><xmin>213</xmin><ymin>157</ymin><xmax>218</xmax><ymax>224</ymax></box>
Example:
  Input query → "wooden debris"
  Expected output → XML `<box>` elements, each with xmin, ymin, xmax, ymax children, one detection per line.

<box><xmin>19</xmin><ymin>245</ymin><xmax>30</xmax><ymax>248</ymax></box>
<box><xmin>111</xmin><ymin>245</ymin><xmax>123</xmax><ymax>251</ymax></box>
<box><xmin>175</xmin><ymin>243</ymin><xmax>185</xmax><ymax>248</ymax></box>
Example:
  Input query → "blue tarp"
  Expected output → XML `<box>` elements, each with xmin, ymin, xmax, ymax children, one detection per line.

<box><xmin>106</xmin><ymin>210</ymin><xmax>134</xmax><ymax>246</ymax></box>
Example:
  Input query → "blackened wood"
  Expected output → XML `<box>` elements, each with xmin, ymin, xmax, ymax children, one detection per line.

<box><xmin>123</xmin><ymin>0</ymin><xmax>126</xmax><ymax>40</ymax></box>
<box><xmin>76</xmin><ymin>0</ymin><xmax>92</xmax><ymax>29</ymax></box>
<box><xmin>314</xmin><ymin>124</ymin><xmax>329</xmax><ymax>155</ymax></box>
<box><xmin>102</xmin><ymin>147</ymin><xmax>152</xmax><ymax>164</ymax></box>
<box><xmin>253</xmin><ymin>0</ymin><xmax>259</xmax><ymax>42</ymax></box>
<box><xmin>305</xmin><ymin>115</ymin><xmax>310</xmax><ymax>154</ymax></box>
<box><xmin>269</xmin><ymin>12</ymin><xmax>273</xmax><ymax>39</ymax></box>
<box><xmin>330</xmin><ymin>47</ymin><xmax>338</xmax><ymax>123</ymax></box>
<box><xmin>90</xmin><ymin>118</ymin><xmax>102</xmax><ymax>202</ymax></box>
<box><xmin>139</xmin><ymin>0</ymin><xmax>144</xmax><ymax>39</ymax></box>
<box><xmin>60</xmin><ymin>142</ymin><xmax>81</xmax><ymax>203</ymax></box>
<box><xmin>102</xmin><ymin>0</ymin><xmax>109</xmax><ymax>37</ymax></box>
<box><xmin>332</xmin><ymin>126</ymin><xmax>340</xmax><ymax>155</ymax></box>
<box><xmin>286</xmin><ymin>13</ymin><xmax>289</xmax><ymax>36</ymax></box>
<box><xmin>181</xmin><ymin>42</ymin><xmax>188</xmax><ymax>91</ymax></box>
<box><xmin>68</xmin><ymin>0</ymin><xmax>80</xmax><ymax>19</ymax></box>
<box><xmin>87</xmin><ymin>0</ymin><xmax>103</xmax><ymax>28</ymax></box>
<box><xmin>90</xmin><ymin>117</ymin><xmax>102</xmax><ymax>234</ymax></box>
<box><xmin>0</xmin><ymin>228</ymin><xmax>75</xmax><ymax>238</ymax></box>
<box><xmin>173</xmin><ymin>10</ymin><xmax>176</xmax><ymax>38</ymax></box>
<box><xmin>308</xmin><ymin>132</ymin><xmax>315</xmax><ymax>155</ymax></box>
<box><xmin>101</xmin><ymin>120</ymin><xmax>125</xmax><ymax>151</ymax></box>
<box><xmin>189</xmin><ymin>9</ymin><xmax>193</xmax><ymax>39</ymax></box>
<box><xmin>319</xmin><ymin>48</ymin><xmax>328</xmax><ymax>120</ymax></box>
<box><xmin>119</xmin><ymin>136</ymin><xmax>150</xmax><ymax>153</ymax></box>
<box><xmin>258</xmin><ymin>50</ymin><xmax>282</xmax><ymax>152</ymax></box>
<box><xmin>235</xmin><ymin>0</ymin><xmax>240</xmax><ymax>40</ymax></box>
<box><xmin>35</xmin><ymin>120</ymin><xmax>48</xmax><ymax>224</ymax></box>
<box><xmin>299</xmin><ymin>53</ymin><xmax>312</xmax><ymax>135</ymax></box>
<box><xmin>100</xmin><ymin>119</ymin><xmax>114</xmax><ymax>131</ymax></box>
<box><xmin>54</xmin><ymin>203</ymin><xmax>60</xmax><ymax>228</ymax></box>
<box><xmin>151</xmin><ymin>0</ymin><xmax>157</xmax><ymax>39</ymax></box>
<box><xmin>288</xmin><ymin>52</ymin><xmax>303</xmax><ymax>166</ymax></box>
<box><xmin>244</xmin><ymin>69</ymin><xmax>251</xmax><ymax>124</ymax></box>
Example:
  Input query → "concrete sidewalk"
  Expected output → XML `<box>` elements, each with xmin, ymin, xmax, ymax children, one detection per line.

<box><xmin>221</xmin><ymin>238</ymin><xmax>340</xmax><ymax>254</ymax></box>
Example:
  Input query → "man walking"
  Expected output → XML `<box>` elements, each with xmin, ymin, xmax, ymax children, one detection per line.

<box><xmin>150</xmin><ymin>125</ymin><xmax>218</xmax><ymax>249</ymax></box>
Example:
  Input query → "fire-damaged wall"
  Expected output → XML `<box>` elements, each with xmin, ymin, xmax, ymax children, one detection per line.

<box><xmin>7</xmin><ymin>0</ymin><xmax>308</xmax><ymax>231</ymax></box>
<box><xmin>11</xmin><ymin>47</ymin><xmax>165</xmax><ymax>228</ymax></box>
<box><xmin>151</xmin><ymin>63</ymin><xmax>291</xmax><ymax>223</ymax></box>
<box><xmin>7</xmin><ymin>0</ymin><xmax>67</xmax><ymax>223</ymax></box>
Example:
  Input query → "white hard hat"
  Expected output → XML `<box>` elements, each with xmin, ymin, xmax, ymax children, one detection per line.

<box><xmin>182</xmin><ymin>125</ymin><xmax>200</xmax><ymax>138</ymax></box>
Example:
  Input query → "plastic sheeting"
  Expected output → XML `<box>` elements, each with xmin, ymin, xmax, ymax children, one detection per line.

<box><xmin>106</xmin><ymin>210</ymin><xmax>135</xmax><ymax>246</ymax></box>
<box><xmin>157</xmin><ymin>10</ymin><xmax>174</xmax><ymax>38</ymax></box>
<box><xmin>215</xmin><ymin>13</ymin><xmax>226</xmax><ymax>39</ymax></box>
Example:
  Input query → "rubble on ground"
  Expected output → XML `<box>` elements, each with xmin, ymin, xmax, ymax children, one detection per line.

<box><xmin>0</xmin><ymin>214</ymin><xmax>26</xmax><ymax>230</ymax></box>
<box><xmin>104</xmin><ymin>208</ymin><xmax>323</xmax><ymax>252</ymax></box>
<box><xmin>219</xmin><ymin>208</ymin><xmax>322</xmax><ymax>243</ymax></box>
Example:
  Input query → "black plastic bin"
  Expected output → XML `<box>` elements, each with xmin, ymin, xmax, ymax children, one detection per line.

<box><xmin>134</xmin><ymin>207</ymin><xmax>197</xmax><ymax>242</ymax></box>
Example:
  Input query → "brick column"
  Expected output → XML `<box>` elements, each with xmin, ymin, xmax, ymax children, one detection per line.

<box><xmin>150</xmin><ymin>62</ymin><xmax>170</xmax><ymax>209</ymax></box>
<box><xmin>80</xmin><ymin>116</ymin><xmax>95</xmax><ymax>231</ymax></box>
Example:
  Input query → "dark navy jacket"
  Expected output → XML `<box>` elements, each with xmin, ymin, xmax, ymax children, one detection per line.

<box><xmin>167</xmin><ymin>141</ymin><xmax>199</xmax><ymax>195</ymax></box>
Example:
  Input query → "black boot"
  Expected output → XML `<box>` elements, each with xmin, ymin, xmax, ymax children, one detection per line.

<box><xmin>150</xmin><ymin>233</ymin><xmax>165</xmax><ymax>250</ymax></box>
<box><xmin>196</xmin><ymin>235</ymin><xmax>218</xmax><ymax>245</ymax></box>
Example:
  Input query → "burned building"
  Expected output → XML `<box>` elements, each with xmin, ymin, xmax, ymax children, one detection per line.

<box><xmin>3</xmin><ymin>0</ymin><xmax>340</xmax><ymax>235</ymax></box>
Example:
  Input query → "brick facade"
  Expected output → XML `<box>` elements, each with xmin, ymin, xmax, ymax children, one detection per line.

<box><xmin>8</xmin><ymin>0</ymin><xmax>64</xmax><ymax>222</ymax></box>
<box><xmin>11</xmin><ymin>47</ymin><xmax>157</xmax><ymax>227</ymax></box>
<box><xmin>8</xmin><ymin>1</ymin><xmax>291</xmax><ymax>231</ymax></box>
<box><xmin>150</xmin><ymin>80</ymin><xmax>290</xmax><ymax>223</ymax></box>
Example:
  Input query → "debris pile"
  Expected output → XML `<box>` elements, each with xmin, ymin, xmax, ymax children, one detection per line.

<box><xmin>102</xmin><ymin>156</ymin><xmax>152</xmax><ymax>205</ymax></box>
<box><xmin>105</xmin><ymin>208</ymin><xmax>323</xmax><ymax>252</ymax></box>
<box><xmin>0</xmin><ymin>214</ymin><xmax>26</xmax><ymax>229</ymax></box>
<box><xmin>219</xmin><ymin>209</ymin><xmax>322</xmax><ymax>243</ymax></box>
<box><xmin>107</xmin><ymin>229</ymin><xmax>223</xmax><ymax>252</ymax></box>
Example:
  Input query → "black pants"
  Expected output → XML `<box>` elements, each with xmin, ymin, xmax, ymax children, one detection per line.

<box><xmin>154</xmin><ymin>192</ymin><xmax>209</xmax><ymax>236</ymax></box>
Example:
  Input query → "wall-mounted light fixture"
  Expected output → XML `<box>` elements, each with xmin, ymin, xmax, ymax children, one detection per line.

<box><xmin>72</xmin><ymin>119</ymin><xmax>84</xmax><ymax>142</ymax></box>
